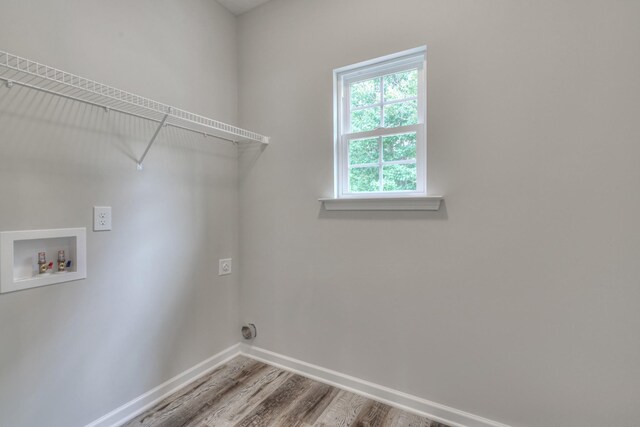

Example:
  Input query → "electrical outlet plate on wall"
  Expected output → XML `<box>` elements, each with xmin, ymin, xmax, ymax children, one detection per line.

<box><xmin>219</xmin><ymin>258</ymin><xmax>232</xmax><ymax>276</ymax></box>
<box><xmin>94</xmin><ymin>206</ymin><xmax>112</xmax><ymax>231</ymax></box>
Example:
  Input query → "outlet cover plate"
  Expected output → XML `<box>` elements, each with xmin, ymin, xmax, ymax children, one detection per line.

<box><xmin>93</xmin><ymin>206</ymin><xmax>112</xmax><ymax>231</ymax></box>
<box><xmin>219</xmin><ymin>258</ymin><xmax>232</xmax><ymax>276</ymax></box>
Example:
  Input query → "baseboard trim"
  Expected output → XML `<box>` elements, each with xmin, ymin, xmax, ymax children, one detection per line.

<box><xmin>240</xmin><ymin>344</ymin><xmax>510</xmax><ymax>427</ymax></box>
<box><xmin>84</xmin><ymin>343</ymin><xmax>241</xmax><ymax>427</ymax></box>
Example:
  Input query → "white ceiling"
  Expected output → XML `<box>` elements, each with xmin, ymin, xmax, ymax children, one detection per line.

<box><xmin>216</xmin><ymin>0</ymin><xmax>272</xmax><ymax>15</ymax></box>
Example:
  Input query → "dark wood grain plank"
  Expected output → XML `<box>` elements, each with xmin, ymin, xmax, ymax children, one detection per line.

<box><xmin>350</xmin><ymin>400</ymin><xmax>393</xmax><ymax>427</ymax></box>
<box><xmin>123</xmin><ymin>357</ymin><xmax>266</xmax><ymax>427</ymax></box>
<box><xmin>275</xmin><ymin>381</ymin><xmax>341</xmax><ymax>427</ymax></box>
<box><xmin>191</xmin><ymin>366</ymin><xmax>293</xmax><ymax>426</ymax></box>
<box><xmin>234</xmin><ymin>373</ymin><xmax>314</xmax><ymax>427</ymax></box>
<box><xmin>313</xmin><ymin>390</ymin><xmax>370</xmax><ymax>427</ymax></box>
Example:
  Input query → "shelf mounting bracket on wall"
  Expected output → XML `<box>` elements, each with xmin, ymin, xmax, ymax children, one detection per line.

<box><xmin>0</xmin><ymin>49</ymin><xmax>270</xmax><ymax>170</ymax></box>
<box><xmin>136</xmin><ymin>109</ymin><xmax>171</xmax><ymax>171</ymax></box>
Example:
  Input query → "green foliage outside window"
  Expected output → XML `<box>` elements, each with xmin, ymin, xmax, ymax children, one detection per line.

<box><xmin>383</xmin><ymin>100</ymin><xmax>418</xmax><ymax>128</ymax></box>
<box><xmin>384</xmin><ymin>70</ymin><xmax>418</xmax><ymax>101</ymax></box>
<box><xmin>350</xmin><ymin>78</ymin><xmax>380</xmax><ymax>108</ymax></box>
<box><xmin>350</xmin><ymin>69</ymin><xmax>418</xmax><ymax>133</ymax></box>
<box><xmin>351</xmin><ymin>107</ymin><xmax>380</xmax><ymax>133</ymax></box>
<box><xmin>347</xmin><ymin>69</ymin><xmax>420</xmax><ymax>193</ymax></box>
<box><xmin>383</xmin><ymin>133</ymin><xmax>416</xmax><ymax>162</ymax></box>
<box><xmin>383</xmin><ymin>163</ymin><xmax>417</xmax><ymax>191</ymax></box>
<box><xmin>349</xmin><ymin>138</ymin><xmax>379</xmax><ymax>165</ymax></box>
<box><xmin>349</xmin><ymin>167</ymin><xmax>380</xmax><ymax>192</ymax></box>
<box><xmin>348</xmin><ymin>133</ymin><xmax>417</xmax><ymax>192</ymax></box>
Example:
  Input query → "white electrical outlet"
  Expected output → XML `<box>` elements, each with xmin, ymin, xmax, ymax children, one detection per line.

<box><xmin>93</xmin><ymin>206</ymin><xmax>112</xmax><ymax>231</ymax></box>
<box><xmin>219</xmin><ymin>258</ymin><xmax>232</xmax><ymax>276</ymax></box>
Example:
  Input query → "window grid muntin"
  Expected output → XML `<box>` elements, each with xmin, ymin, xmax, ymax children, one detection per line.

<box><xmin>350</xmin><ymin>95</ymin><xmax>418</xmax><ymax>112</ymax></box>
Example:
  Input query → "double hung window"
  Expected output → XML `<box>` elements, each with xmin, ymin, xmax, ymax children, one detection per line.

<box><xmin>334</xmin><ymin>47</ymin><xmax>426</xmax><ymax>198</ymax></box>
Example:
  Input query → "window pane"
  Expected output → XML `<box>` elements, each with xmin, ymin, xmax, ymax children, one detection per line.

<box><xmin>384</xmin><ymin>70</ymin><xmax>418</xmax><ymax>102</ymax></box>
<box><xmin>350</xmin><ymin>77</ymin><xmax>381</xmax><ymax>108</ymax></box>
<box><xmin>383</xmin><ymin>133</ymin><xmax>416</xmax><ymax>162</ymax></box>
<box><xmin>350</xmin><ymin>167</ymin><xmax>380</xmax><ymax>192</ymax></box>
<box><xmin>383</xmin><ymin>100</ymin><xmax>417</xmax><ymax>128</ymax></box>
<box><xmin>383</xmin><ymin>163</ymin><xmax>417</xmax><ymax>191</ymax></box>
<box><xmin>349</xmin><ymin>137</ymin><xmax>379</xmax><ymax>165</ymax></box>
<box><xmin>351</xmin><ymin>106</ymin><xmax>381</xmax><ymax>133</ymax></box>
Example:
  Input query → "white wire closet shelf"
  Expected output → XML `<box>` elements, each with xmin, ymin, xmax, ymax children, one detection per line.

<box><xmin>0</xmin><ymin>50</ymin><xmax>269</xmax><ymax>169</ymax></box>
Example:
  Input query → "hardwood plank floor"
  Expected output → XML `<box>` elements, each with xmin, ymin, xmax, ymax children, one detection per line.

<box><xmin>122</xmin><ymin>356</ymin><xmax>450</xmax><ymax>427</ymax></box>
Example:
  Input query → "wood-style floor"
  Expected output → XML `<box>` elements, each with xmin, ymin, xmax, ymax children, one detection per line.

<box><xmin>122</xmin><ymin>356</ymin><xmax>450</xmax><ymax>427</ymax></box>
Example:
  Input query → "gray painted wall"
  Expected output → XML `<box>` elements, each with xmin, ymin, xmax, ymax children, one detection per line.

<box><xmin>237</xmin><ymin>1</ymin><xmax>640</xmax><ymax>426</ymax></box>
<box><xmin>0</xmin><ymin>1</ymin><xmax>240</xmax><ymax>426</ymax></box>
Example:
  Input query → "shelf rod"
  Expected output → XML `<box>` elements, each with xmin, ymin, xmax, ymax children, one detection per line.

<box><xmin>0</xmin><ymin>76</ymin><xmax>238</xmax><ymax>144</ymax></box>
<box><xmin>136</xmin><ymin>110</ymin><xmax>170</xmax><ymax>171</ymax></box>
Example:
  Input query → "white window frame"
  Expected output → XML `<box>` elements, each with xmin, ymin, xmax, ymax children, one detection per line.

<box><xmin>333</xmin><ymin>46</ymin><xmax>427</xmax><ymax>199</ymax></box>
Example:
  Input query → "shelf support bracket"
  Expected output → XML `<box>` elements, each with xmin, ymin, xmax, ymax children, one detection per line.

<box><xmin>5</xmin><ymin>80</ymin><xmax>13</xmax><ymax>88</ymax></box>
<box><xmin>136</xmin><ymin>108</ymin><xmax>171</xmax><ymax>171</ymax></box>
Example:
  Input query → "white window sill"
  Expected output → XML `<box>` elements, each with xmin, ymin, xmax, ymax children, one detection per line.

<box><xmin>319</xmin><ymin>196</ymin><xmax>443</xmax><ymax>211</ymax></box>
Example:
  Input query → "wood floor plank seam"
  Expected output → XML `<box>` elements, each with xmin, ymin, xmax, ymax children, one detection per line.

<box><xmin>122</xmin><ymin>356</ymin><xmax>451</xmax><ymax>427</ymax></box>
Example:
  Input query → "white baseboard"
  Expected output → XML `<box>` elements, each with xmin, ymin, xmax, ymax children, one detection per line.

<box><xmin>84</xmin><ymin>343</ymin><xmax>241</xmax><ymax>427</ymax></box>
<box><xmin>85</xmin><ymin>342</ymin><xmax>509</xmax><ymax>427</ymax></box>
<box><xmin>240</xmin><ymin>344</ymin><xmax>510</xmax><ymax>427</ymax></box>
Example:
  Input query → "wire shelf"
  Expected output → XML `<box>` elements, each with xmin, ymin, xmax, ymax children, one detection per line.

<box><xmin>0</xmin><ymin>50</ymin><xmax>270</xmax><ymax>147</ymax></box>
